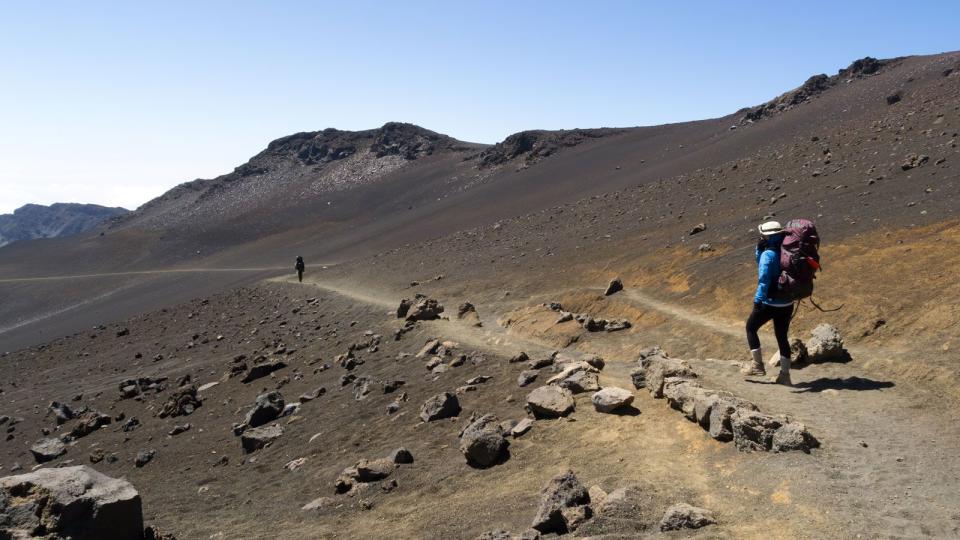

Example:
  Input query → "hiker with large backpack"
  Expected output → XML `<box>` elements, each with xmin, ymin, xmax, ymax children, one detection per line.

<box><xmin>295</xmin><ymin>256</ymin><xmax>305</xmax><ymax>283</ymax></box>
<box><xmin>742</xmin><ymin>219</ymin><xmax>821</xmax><ymax>385</ymax></box>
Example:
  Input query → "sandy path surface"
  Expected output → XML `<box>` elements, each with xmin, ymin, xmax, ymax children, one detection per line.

<box><xmin>289</xmin><ymin>274</ymin><xmax>960</xmax><ymax>539</ymax></box>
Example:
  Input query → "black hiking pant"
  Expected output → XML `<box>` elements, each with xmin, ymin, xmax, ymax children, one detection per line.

<box><xmin>297</xmin><ymin>269</ymin><xmax>303</xmax><ymax>282</ymax></box>
<box><xmin>745</xmin><ymin>303</ymin><xmax>793</xmax><ymax>359</ymax></box>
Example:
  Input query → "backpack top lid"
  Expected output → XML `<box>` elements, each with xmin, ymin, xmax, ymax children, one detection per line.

<box><xmin>782</xmin><ymin>219</ymin><xmax>820</xmax><ymax>254</ymax></box>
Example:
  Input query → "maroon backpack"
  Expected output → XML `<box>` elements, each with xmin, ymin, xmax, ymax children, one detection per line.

<box><xmin>775</xmin><ymin>219</ymin><xmax>821</xmax><ymax>301</ymax></box>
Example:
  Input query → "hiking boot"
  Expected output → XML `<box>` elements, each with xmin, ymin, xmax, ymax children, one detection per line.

<box><xmin>775</xmin><ymin>355</ymin><xmax>792</xmax><ymax>386</ymax></box>
<box><xmin>741</xmin><ymin>349</ymin><xmax>766</xmax><ymax>377</ymax></box>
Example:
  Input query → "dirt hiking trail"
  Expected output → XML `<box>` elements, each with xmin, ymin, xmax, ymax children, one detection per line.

<box><xmin>287</xmin><ymin>273</ymin><xmax>960</xmax><ymax>539</ymax></box>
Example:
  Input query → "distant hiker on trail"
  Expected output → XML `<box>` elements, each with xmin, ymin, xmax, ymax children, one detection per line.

<box><xmin>295</xmin><ymin>256</ymin><xmax>305</xmax><ymax>283</ymax></box>
<box><xmin>743</xmin><ymin>221</ymin><xmax>794</xmax><ymax>385</ymax></box>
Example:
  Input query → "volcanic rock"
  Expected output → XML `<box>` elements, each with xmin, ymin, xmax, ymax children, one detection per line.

<box><xmin>241</xmin><ymin>360</ymin><xmax>287</xmax><ymax>383</ymax></box>
<box><xmin>406</xmin><ymin>298</ymin><xmax>444</xmax><ymax>321</ymax></box>
<box><xmin>0</xmin><ymin>465</ymin><xmax>144</xmax><ymax>539</ymax></box>
<box><xmin>30</xmin><ymin>438</ymin><xmax>67</xmax><ymax>463</ymax></box>
<box><xmin>419</xmin><ymin>392</ymin><xmax>461</xmax><ymax>422</ymax></box>
<box><xmin>603</xmin><ymin>278</ymin><xmax>623</xmax><ymax>296</ymax></box>
<box><xmin>591</xmin><ymin>387</ymin><xmax>634</xmax><ymax>413</ymax></box>
<box><xmin>526</xmin><ymin>386</ymin><xmax>575</xmax><ymax>419</ymax></box>
<box><xmin>659</xmin><ymin>503</ymin><xmax>716</xmax><ymax>531</ymax></box>
<box><xmin>807</xmin><ymin>324</ymin><xmax>845</xmax><ymax>362</ymax></box>
<box><xmin>241</xmin><ymin>424</ymin><xmax>283</xmax><ymax>453</ymax></box>
<box><xmin>459</xmin><ymin>414</ymin><xmax>509</xmax><ymax>467</ymax></box>
<box><xmin>517</xmin><ymin>370</ymin><xmax>539</xmax><ymax>387</ymax></box>
<box><xmin>531</xmin><ymin>470</ymin><xmax>591</xmax><ymax>534</ymax></box>
<box><xmin>243</xmin><ymin>391</ymin><xmax>285</xmax><ymax>428</ymax></box>
<box><xmin>157</xmin><ymin>385</ymin><xmax>201</xmax><ymax>418</ymax></box>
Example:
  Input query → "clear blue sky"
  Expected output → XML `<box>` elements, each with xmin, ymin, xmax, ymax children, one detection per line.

<box><xmin>1</xmin><ymin>1</ymin><xmax>957</xmax><ymax>214</ymax></box>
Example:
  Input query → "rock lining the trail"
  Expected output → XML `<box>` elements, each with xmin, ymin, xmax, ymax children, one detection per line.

<box><xmin>635</xmin><ymin>348</ymin><xmax>818</xmax><ymax>452</ymax></box>
<box><xmin>531</xmin><ymin>469</ymin><xmax>592</xmax><ymax>534</ymax></box>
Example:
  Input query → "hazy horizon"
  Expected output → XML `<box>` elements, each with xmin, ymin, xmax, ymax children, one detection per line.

<box><xmin>2</xmin><ymin>0</ymin><xmax>958</xmax><ymax>214</ymax></box>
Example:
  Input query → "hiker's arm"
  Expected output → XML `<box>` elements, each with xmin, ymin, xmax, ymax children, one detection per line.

<box><xmin>754</xmin><ymin>250</ymin><xmax>775</xmax><ymax>304</ymax></box>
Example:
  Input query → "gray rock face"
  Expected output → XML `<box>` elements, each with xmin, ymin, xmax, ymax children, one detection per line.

<box><xmin>0</xmin><ymin>465</ymin><xmax>143</xmax><ymax>540</ymax></box>
<box><xmin>557</xmin><ymin>370</ymin><xmax>600</xmax><ymax>394</ymax></box>
<box><xmin>419</xmin><ymin>392</ymin><xmax>461</xmax><ymax>422</ymax></box>
<box><xmin>459</xmin><ymin>414</ymin><xmax>509</xmax><ymax>467</ymax></box>
<box><xmin>240</xmin><ymin>360</ymin><xmax>287</xmax><ymax>383</ymax></box>
<box><xmin>591</xmin><ymin>387</ymin><xmax>635</xmax><ymax>413</ymax></box>
<box><xmin>730</xmin><ymin>410</ymin><xmax>784</xmax><ymax>452</ymax></box>
<box><xmin>807</xmin><ymin>324</ymin><xmax>845</xmax><ymax>362</ymax></box>
<box><xmin>241</xmin><ymin>424</ymin><xmax>283</xmax><ymax>453</ymax></box>
<box><xmin>244</xmin><ymin>391</ymin><xmax>285</xmax><ymax>428</ymax></box>
<box><xmin>603</xmin><ymin>278</ymin><xmax>623</xmax><ymax>296</ymax></box>
<box><xmin>641</xmin><ymin>355</ymin><xmax>697</xmax><ymax>398</ymax></box>
<box><xmin>772</xmin><ymin>422</ymin><xmax>820</xmax><ymax>453</ymax></box>
<box><xmin>526</xmin><ymin>386</ymin><xmax>575</xmax><ymax>419</ymax></box>
<box><xmin>517</xmin><ymin>370</ymin><xmax>539</xmax><ymax>387</ymax></box>
<box><xmin>663</xmin><ymin>378</ymin><xmax>707</xmax><ymax>420</ymax></box>
<box><xmin>406</xmin><ymin>298</ymin><xmax>444</xmax><ymax>321</ymax></box>
<box><xmin>531</xmin><ymin>470</ymin><xmax>591</xmax><ymax>534</ymax></box>
<box><xmin>708</xmin><ymin>396</ymin><xmax>758</xmax><ymax>442</ymax></box>
<box><xmin>0</xmin><ymin>203</ymin><xmax>128</xmax><ymax>248</ymax></box>
<box><xmin>659</xmin><ymin>502</ymin><xmax>716</xmax><ymax>531</ymax></box>
<box><xmin>30</xmin><ymin>438</ymin><xmax>66</xmax><ymax>463</ymax></box>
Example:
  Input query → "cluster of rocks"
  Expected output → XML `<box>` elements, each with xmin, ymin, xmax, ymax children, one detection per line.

<box><xmin>0</xmin><ymin>465</ymin><xmax>172</xmax><ymax>540</ymax></box>
<box><xmin>118</xmin><ymin>376</ymin><xmax>168</xmax><ymax>400</ymax></box>
<box><xmin>416</xmin><ymin>338</ymin><xmax>485</xmax><ymax>378</ymax></box>
<box><xmin>332</xmin><ymin>447</ymin><xmax>414</xmax><ymax>497</ymax></box>
<box><xmin>156</xmin><ymin>384</ymin><xmax>201</xmax><ymax>418</ymax></box>
<box><xmin>232</xmin><ymin>391</ymin><xmax>297</xmax><ymax>453</ymax></box>
<box><xmin>545</xmin><ymin>303</ymin><xmax>631</xmax><ymax>333</ymax></box>
<box><xmin>476</xmin><ymin>470</ymin><xmax>716</xmax><ymax>537</ymax></box>
<box><xmin>520</xmin><ymin>352</ymin><xmax>635</xmax><ymax>418</ymax></box>
<box><xmin>631</xmin><ymin>347</ymin><xmax>818</xmax><ymax>452</ymax></box>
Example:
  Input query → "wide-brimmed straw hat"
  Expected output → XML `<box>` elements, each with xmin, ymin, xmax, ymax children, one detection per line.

<box><xmin>758</xmin><ymin>221</ymin><xmax>783</xmax><ymax>236</ymax></box>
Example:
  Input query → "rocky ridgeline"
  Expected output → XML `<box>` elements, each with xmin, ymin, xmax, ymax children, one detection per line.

<box><xmin>631</xmin><ymin>347</ymin><xmax>819</xmax><ymax>453</ymax></box>
<box><xmin>740</xmin><ymin>56</ymin><xmax>902</xmax><ymax>124</ymax></box>
<box><xmin>475</xmin><ymin>470</ymin><xmax>716</xmax><ymax>538</ymax></box>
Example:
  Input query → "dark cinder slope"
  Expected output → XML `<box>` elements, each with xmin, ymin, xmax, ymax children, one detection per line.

<box><xmin>1</xmin><ymin>52</ymin><xmax>958</xmax><ymax>352</ymax></box>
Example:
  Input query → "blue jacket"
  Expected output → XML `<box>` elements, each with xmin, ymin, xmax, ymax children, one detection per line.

<box><xmin>754</xmin><ymin>235</ymin><xmax>792</xmax><ymax>306</ymax></box>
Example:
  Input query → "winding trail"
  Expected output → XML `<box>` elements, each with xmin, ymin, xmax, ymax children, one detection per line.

<box><xmin>285</xmin><ymin>274</ymin><xmax>960</xmax><ymax>539</ymax></box>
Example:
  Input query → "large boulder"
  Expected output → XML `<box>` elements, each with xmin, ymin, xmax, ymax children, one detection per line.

<box><xmin>419</xmin><ymin>392</ymin><xmax>461</xmax><ymax>422</ymax></box>
<box><xmin>531</xmin><ymin>470</ymin><xmax>591</xmax><ymax>534</ymax></box>
<box><xmin>591</xmin><ymin>387</ymin><xmax>635</xmax><ymax>413</ymax></box>
<box><xmin>243</xmin><ymin>391</ymin><xmax>285</xmax><ymax>428</ymax></box>
<box><xmin>526</xmin><ymin>386</ymin><xmax>575</xmax><ymax>419</ymax></box>
<box><xmin>0</xmin><ymin>466</ymin><xmax>144</xmax><ymax>540</ymax></box>
<box><xmin>459</xmin><ymin>414</ymin><xmax>509</xmax><ymax>468</ymax></box>
<box><xmin>807</xmin><ymin>324</ymin><xmax>845</xmax><ymax>362</ymax></box>
<box><xmin>30</xmin><ymin>438</ymin><xmax>67</xmax><ymax>463</ymax></box>
<box><xmin>659</xmin><ymin>503</ymin><xmax>716</xmax><ymax>531</ymax></box>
